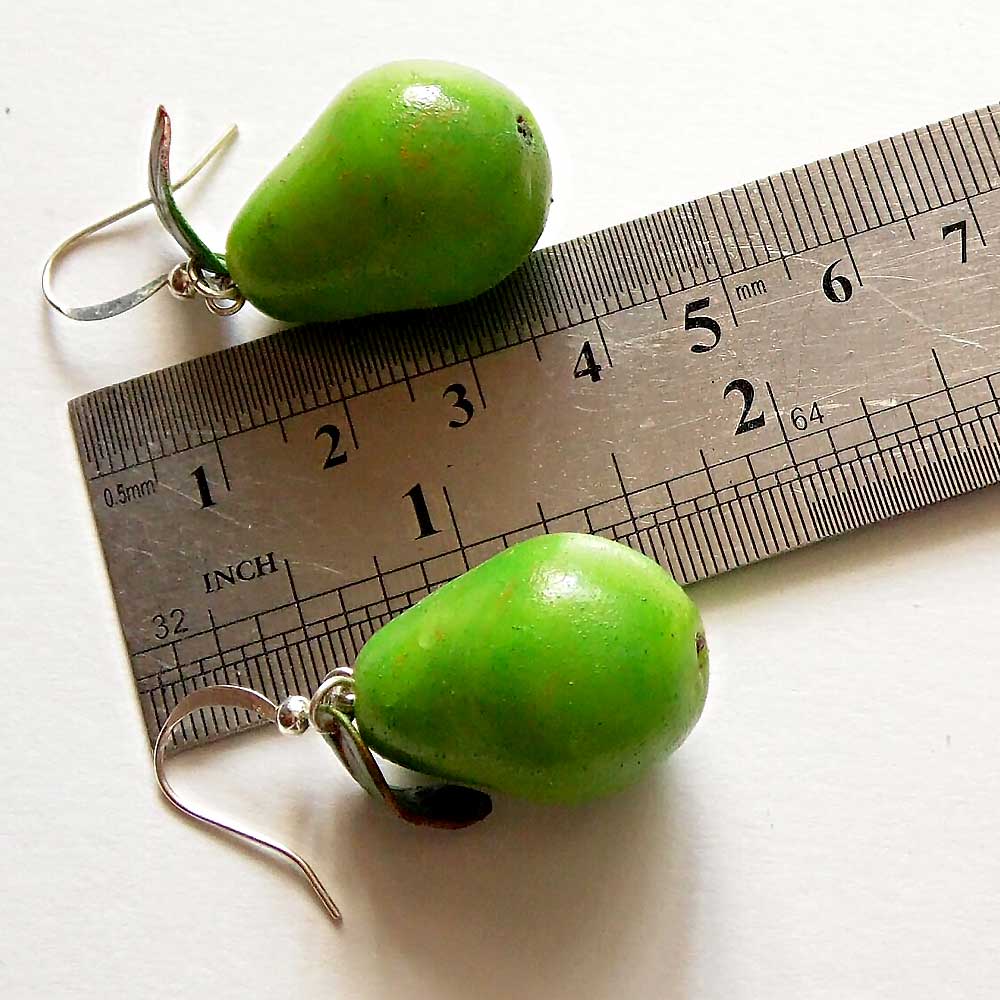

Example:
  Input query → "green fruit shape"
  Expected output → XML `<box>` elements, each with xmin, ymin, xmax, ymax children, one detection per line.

<box><xmin>226</xmin><ymin>60</ymin><xmax>552</xmax><ymax>323</ymax></box>
<box><xmin>353</xmin><ymin>533</ymin><xmax>708</xmax><ymax>803</ymax></box>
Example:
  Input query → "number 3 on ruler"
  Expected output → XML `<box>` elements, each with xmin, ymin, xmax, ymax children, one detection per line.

<box><xmin>443</xmin><ymin>383</ymin><xmax>475</xmax><ymax>427</ymax></box>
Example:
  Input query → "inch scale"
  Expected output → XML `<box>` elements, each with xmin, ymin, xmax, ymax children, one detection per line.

<box><xmin>72</xmin><ymin>103</ymin><xmax>1000</xmax><ymax>749</ymax></box>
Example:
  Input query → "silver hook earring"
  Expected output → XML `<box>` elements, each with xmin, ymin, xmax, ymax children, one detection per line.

<box><xmin>153</xmin><ymin>669</ymin><xmax>492</xmax><ymax>925</ymax></box>
<box><xmin>42</xmin><ymin>108</ymin><xmax>243</xmax><ymax>322</ymax></box>
<box><xmin>153</xmin><ymin>683</ymin><xmax>343</xmax><ymax>924</ymax></box>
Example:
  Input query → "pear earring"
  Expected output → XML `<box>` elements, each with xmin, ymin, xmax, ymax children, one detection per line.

<box><xmin>150</xmin><ymin>534</ymin><xmax>709</xmax><ymax>924</ymax></box>
<box><xmin>42</xmin><ymin>60</ymin><xmax>554</xmax><ymax>327</ymax></box>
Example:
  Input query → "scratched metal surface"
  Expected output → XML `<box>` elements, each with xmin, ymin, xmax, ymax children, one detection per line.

<box><xmin>70</xmin><ymin>104</ymin><xmax>1000</xmax><ymax>748</ymax></box>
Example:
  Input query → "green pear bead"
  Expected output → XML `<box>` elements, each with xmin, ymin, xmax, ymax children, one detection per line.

<box><xmin>225</xmin><ymin>60</ymin><xmax>552</xmax><ymax>323</ymax></box>
<box><xmin>352</xmin><ymin>533</ymin><xmax>708</xmax><ymax>804</ymax></box>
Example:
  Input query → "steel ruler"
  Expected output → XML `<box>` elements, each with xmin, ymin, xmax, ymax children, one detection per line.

<box><xmin>71</xmin><ymin>103</ymin><xmax>1000</xmax><ymax>749</ymax></box>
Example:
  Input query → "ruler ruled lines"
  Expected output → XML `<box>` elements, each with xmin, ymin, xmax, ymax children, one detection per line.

<box><xmin>136</xmin><ymin>370</ymin><xmax>1000</xmax><ymax>676</ymax></box>
<box><xmin>148</xmin><ymin>401</ymin><xmax>1000</xmax><ymax>746</ymax></box>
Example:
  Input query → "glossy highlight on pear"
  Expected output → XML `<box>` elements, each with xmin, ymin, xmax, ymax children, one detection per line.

<box><xmin>352</xmin><ymin>533</ymin><xmax>708</xmax><ymax>803</ymax></box>
<box><xmin>226</xmin><ymin>60</ymin><xmax>552</xmax><ymax>323</ymax></box>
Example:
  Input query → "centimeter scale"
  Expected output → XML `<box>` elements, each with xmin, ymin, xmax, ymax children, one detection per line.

<box><xmin>71</xmin><ymin>103</ymin><xmax>1000</xmax><ymax>749</ymax></box>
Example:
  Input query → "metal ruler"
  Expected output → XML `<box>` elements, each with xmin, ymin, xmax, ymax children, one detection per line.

<box><xmin>71</xmin><ymin>103</ymin><xmax>1000</xmax><ymax>750</ymax></box>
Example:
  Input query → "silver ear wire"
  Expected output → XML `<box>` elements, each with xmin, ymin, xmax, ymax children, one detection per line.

<box><xmin>153</xmin><ymin>684</ymin><xmax>342</xmax><ymax>925</ymax></box>
<box><xmin>41</xmin><ymin>111</ymin><xmax>241</xmax><ymax>322</ymax></box>
<box><xmin>153</xmin><ymin>672</ymin><xmax>493</xmax><ymax>923</ymax></box>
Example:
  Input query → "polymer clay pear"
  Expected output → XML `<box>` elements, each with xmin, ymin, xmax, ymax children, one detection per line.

<box><xmin>352</xmin><ymin>533</ymin><xmax>709</xmax><ymax>802</ymax></box>
<box><xmin>43</xmin><ymin>60</ymin><xmax>552</xmax><ymax>325</ymax></box>
<box><xmin>227</xmin><ymin>60</ymin><xmax>553</xmax><ymax>323</ymax></box>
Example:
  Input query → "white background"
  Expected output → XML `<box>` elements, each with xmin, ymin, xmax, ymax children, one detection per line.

<box><xmin>4</xmin><ymin>1</ymin><xmax>1000</xmax><ymax>997</ymax></box>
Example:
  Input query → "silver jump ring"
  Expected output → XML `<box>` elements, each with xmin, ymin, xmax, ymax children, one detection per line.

<box><xmin>179</xmin><ymin>258</ymin><xmax>246</xmax><ymax>316</ymax></box>
<box><xmin>205</xmin><ymin>294</ymin><xmax>245</xmax><ymax>317</ymax></box>
<box><xmin>187</xmin><ymin>257</ymin><xmax>233</xmax><ymax>296</ymax></box>
<box><xmin>309</xmin><ymin>669</ymin><xmax>356</xmax><ymax>732</ymax></box>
